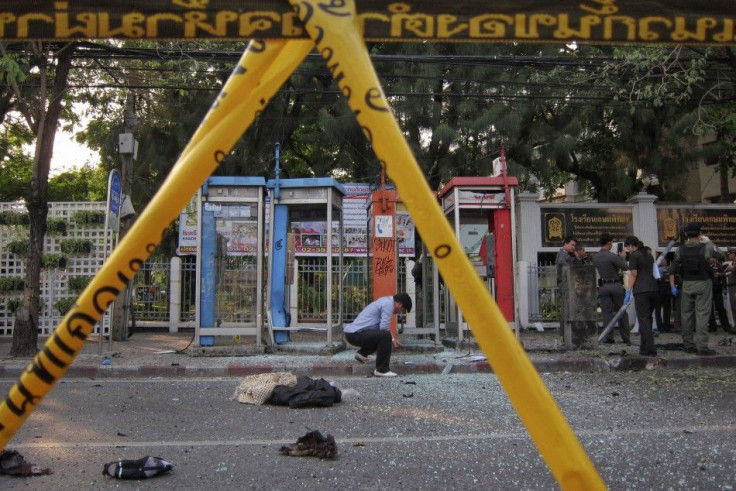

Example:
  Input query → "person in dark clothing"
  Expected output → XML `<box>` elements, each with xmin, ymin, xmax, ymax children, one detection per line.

<box><xmin>574</xmin><ymin>244</ymin><xmax>588</xmax><ymax>264</ymax></box>
<box><xmin>725</xmin><ymin>248</ymin><xmax>736</xmax><ymax>331</ymax></box>
<box><xmin>625</xmin><ymin>236</ymin><xmax>658</xmax><ymax>356</ymax></box>
<box><xmin>654</xmin><ymin>254</ymin><xmax>674</xmax><ymax>332</ymax></box>
<box><xmin>555</xmin><ymin>236</ymin><xmax>578</xmax><ymax>336</ymax></box>
<box><xmin>592</xmin><ymin>233</ymin><xmax>630</xmax><ymax>344</ymax></box>
<box><xmin>708</xmin><ymin>254</ymin><xmax>734</xmax><ymax>333</ymax></box>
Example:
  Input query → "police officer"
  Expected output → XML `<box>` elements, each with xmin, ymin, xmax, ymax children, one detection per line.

<box><xmin>669</xmin><ymin>223</ymin><xmax>716</xmax><ymax>356</ymax></box>
<box><xmin>626</xmin><ymin>236</ymin><xmax>658</xmax><ymax>356</ymax></box>
<box><xmin>556</xmin><ymin>236</ymin><xmax>578</xmax><ymax>336</ymax></box>
<box><xmin>592</xmin><ymin>233</ymin><xmax>630</xmax><ymax>344</ymax></box>
<box><xmin>723</xmin><ymin>248</ymin><xmax>736</xmax><ymax>332</ymax></box>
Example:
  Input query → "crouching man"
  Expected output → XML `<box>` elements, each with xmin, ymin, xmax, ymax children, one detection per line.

<box><xmin>344</xmin><ymin>293</ymin><xmax>412</xmax><ymax>378</ymax></box>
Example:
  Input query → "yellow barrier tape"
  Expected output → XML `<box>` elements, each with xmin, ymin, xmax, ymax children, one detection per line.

<box><xmin>1</xmin><ymin>3</ymin><xmax>605</xmax><ymax>486</ymax></box>
<box><xmin>289</xmin><ymin>0</ymin><xmax>605</xmax><ymax>489</ymax></box>
<box><xmin>0</xmin><ymin>39</ymin><xmax>313</xmax><ymax>449</ymax></box>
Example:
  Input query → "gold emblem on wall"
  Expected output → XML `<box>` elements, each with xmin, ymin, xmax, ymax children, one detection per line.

<box><xmin>662</xmin><ymin>217</ymin><xmax>678</xmax><ymax>240</ymax></box>
<box><xmin>546</xmin><ymin>214</ymin><xmax>564</xmax><ymax>241</ymax></box>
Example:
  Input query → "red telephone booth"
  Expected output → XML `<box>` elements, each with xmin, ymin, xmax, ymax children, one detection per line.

<box><xmin>436</xmin><ymin>175</ymin><xmax>518</xmax><ymax>342</ymax></box>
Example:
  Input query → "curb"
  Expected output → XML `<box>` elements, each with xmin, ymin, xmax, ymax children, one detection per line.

<box><xmin>1</xmin><ymin>355</ymin><xmax>735</xmax><ymax>380</ymax></box>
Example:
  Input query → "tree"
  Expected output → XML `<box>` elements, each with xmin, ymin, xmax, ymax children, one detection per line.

<box><xmin>48</xmin><ymin>164</ymin><xmax>107</xmax><ymax>201</ymax></box>
<box><xmin>595</xmin><ymin>46</ymin><xmax>736</xmax><ymax>202</ymax></box>
<box><xmin>0</xmin><ymin>42</ymin><xmax>77</xmax><ymax>356</ymax></box>
<box><xmin>72</xmin><ymin>42</ymin><xmax>734</xmax><ymax>210</ymax></box>
<box><xmin>0</xmin><ymin>123</ymin><xmax>33</xmax><ymax>201</ymax></box>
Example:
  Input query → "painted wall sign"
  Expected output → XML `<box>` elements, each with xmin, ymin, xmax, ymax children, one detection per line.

<box><xmin>1</xmin><ymin>1</ymin><xmax>734</xmax><ymax>45</ymax></box>
<box><xmin>541</xmin><ymin>207</ymin><xmax>633</xmax><ymax>247</ymax></box>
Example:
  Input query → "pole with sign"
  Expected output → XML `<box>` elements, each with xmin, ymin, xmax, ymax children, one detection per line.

<box><xmin>100</xmin><ymin>169</ymin><xmax>122</xmax><ymax>354</ymax></box>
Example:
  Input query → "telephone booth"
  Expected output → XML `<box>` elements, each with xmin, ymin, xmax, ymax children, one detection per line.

<box><xmin>367</xmin><ymin>188</ymin><xmax>438</xmax><ymax>341</ymax></box>
<box><xmin>266</xmin><ymin>177</ymin><xmax>345</xmax><ymax>348</ymax></box>
<box><xmin>435</xmin><ymin>175</ymin><xmax>519</xmax><ymax>343</ymax></box>
<box><xmin>196</xmin><ymin>176</ymin><xmax>266</xmax><ymax>346</ymax></box>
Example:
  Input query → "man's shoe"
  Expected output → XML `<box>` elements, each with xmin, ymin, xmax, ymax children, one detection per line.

<box><xmin>354</xmin><ymin>353</ymin><xmax>371</xmax><ymax>364</ymax></box>
<box><xmin>602</xmin><ymin>339</ymin><xmax>615</xmax><ymax>344</ymax></box>
<box><xmin>697</xmin><ymin>348</ymin><xmax>716</xmax><ymax>356</ymax></box>
<box><xmin>684</xmin><ymin>347</ymin><xmax>697</xmax><ymax>354</ymax></box>
<box><xmin>373</xmin><ymin>369</ymin><xmax>397</xmax><ymax>378</ymax></box>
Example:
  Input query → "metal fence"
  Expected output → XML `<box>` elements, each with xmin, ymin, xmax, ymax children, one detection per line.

<box><xmin>130</xmin><ymin>259</ymin><xmax>196</xmax><ymax>325</ymax></box>
<box><xmin>527</xmin><ymin>264</ymin><xmax>560</xmax><ymax>323</ymax></box>
<box><xmin>295</xmin><ymin>256</ymin><xmax>407</xmax><ymax>325</ymax></box>
<box><xmin>131</xmin><ymin>262</ymin><xmax>170</xmax><ymax>323</ymax></box>
<box><xmin>180</xmin><ymin>259</ymin><xmax>196</xmax><ymax>322</ymax></box>
<box><xmin>128</xmin><ymin>256</ymin><xmax>411</xmax><ymax>328</ymax></box>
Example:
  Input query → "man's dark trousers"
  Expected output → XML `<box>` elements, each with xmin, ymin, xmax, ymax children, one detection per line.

<box><xmin>599</xmin><ymin>281</ymin><xmax>630</xmax><ymax>343</ymax></box>
<box><xmin>345</xmin><ymin>329</ymin><xmax>392</xmax><ymax>372</ymax></box>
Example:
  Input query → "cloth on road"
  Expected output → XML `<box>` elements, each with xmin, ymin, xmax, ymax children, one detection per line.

<box><xmin>269</xmin><ymin>376</ymin><xmax>342</xmax><ymax>408</ymax></box>
<box><xmin>279</xmin><ymin>430</ymin><xmax>337</xmax><ymax>459</ymax></box>
<box><xmin>232</xmin><ymin>372</ymin><xmax>297</xmax><ymax>405</ymax></box>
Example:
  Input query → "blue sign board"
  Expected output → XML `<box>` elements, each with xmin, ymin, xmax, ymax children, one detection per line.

<box><xmin>109</xmin><ymin>170</ymin><xmax>121</xmax><ymax>217</ymax></box>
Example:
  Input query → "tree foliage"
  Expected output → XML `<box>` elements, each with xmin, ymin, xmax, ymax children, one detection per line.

<box><xmin>0</xmin><ymin>42</ymin><xmax>77</xmax><ymax>355</ymax></box>
<box><xmin>48</xmin><ymin>164</ymin><xmax>107</xmax><ymax>201</ymax></box>
<box><xmin>70</xmin><ymin>41</ymin><xmax>735</xmax><ymax>209</ymax></box>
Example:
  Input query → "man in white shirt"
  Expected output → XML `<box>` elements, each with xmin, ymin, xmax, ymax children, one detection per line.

<box><xmin>344</xmin><ymin>293</ymin><xmax>412</xmax><ymax>377</ymax></box>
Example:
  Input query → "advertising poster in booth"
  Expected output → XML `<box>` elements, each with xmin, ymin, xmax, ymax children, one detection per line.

<box><xmin>178</xmin><ymin>183</ymin><xmax>415</xmax><ymax>257</ymax></box>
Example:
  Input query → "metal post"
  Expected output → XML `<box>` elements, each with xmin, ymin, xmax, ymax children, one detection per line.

<box><xmin>112</xmin><ymin>92</ymin><xmax>136</xmax><ymax>342</ymax></box>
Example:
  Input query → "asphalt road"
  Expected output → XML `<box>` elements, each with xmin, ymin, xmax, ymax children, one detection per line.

<box><xmin>1</xmin><ymin>369</ymin><xmax>734</xmax><ymax>490</ymax></box>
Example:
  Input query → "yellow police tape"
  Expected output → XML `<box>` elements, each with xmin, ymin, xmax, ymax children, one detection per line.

<box><xmin>0</xmin><ymin>1</ymin><xmax>604</xmax><ymax>487</ymax></box>
<box><xmin>289</xmin><ymin>0</ymin><xmax>605</xmax><ymax>489</ymax></box>
<box><xmin>0</xmin><ymin>39</ymin><xmax>313</xmax><ymax>449</ymax></box>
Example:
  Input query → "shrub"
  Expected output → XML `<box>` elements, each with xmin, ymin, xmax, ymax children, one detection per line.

<box><xmin>46</xmin><ymin>218</ymin><xmax>67</xmax><ymax>236</ymax></box>
<box><xmin>68</xmin><ymin>275</ymin><xmax>92</xmax><ymax>293</ymax></box>
<box><xmin>4</xmin><ymin>298</ymin><xmax>22</xmax><ymax>314</ymax></box>
<box><xmin>70</xmin><ymin>210</ymin><xmax>105</xmax><ymax>226</ymax></box>
<box><xmin>54</xmin><ymin>297</ymin><xmax>76</xmax><ymax>315</ymax></box>
<box><xmin>6</xmin><ymin>239</ymin><xmax>30</xmax><ymax>255</ymax></box>
<box><xmin>60</xmin><ymin>239</ymin><xmax>93</xmax><ymax>254</ymax></box>
<box><xmin>42</xmin><ymin>254</ymin><xmax>67</xmax><ymax>269</ymax></box>
<box><xmin>0</xmin><ymin>277</ymin><xmax>24</xmax><ymax>293</ymax></box>
<box><xmin>0</xmin><ymin>211</ymin><xmax>30</xmax><ymax>226</ymax></box>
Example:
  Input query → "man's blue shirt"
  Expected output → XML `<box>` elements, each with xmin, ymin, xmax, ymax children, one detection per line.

<box><xmin>343</xmin><ymin>296</ymin><xmax>394</xmax><ymax>334</ymax></box>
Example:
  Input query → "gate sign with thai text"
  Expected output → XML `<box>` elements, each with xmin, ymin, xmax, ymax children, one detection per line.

<box><xmin>541</xmin><ymin>206</ymin><xmax>633</xmax><ymax>248</ymax></box>
<box><xmin>656</xmin><ymin>206</ymin><xmax>736</xmax><ymax>248</ymax></box>
<box><xmin>1</xmin><ymin>1</ymin><xmax>735</xmax><ymax>45</ymax></box>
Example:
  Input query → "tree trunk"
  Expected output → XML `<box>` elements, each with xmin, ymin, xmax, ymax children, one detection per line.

<box><xmin>719</xmin><ymin>155</ymin><xmax>730</xmax><ymax>203</ymax></box>
<box><xmin>10</xmin><ymin>43</ymin><xmax>75</xmax><ymax>357</ymax></box>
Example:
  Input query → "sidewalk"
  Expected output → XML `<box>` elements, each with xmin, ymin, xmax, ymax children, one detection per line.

<box><xmin>0</xmin><ymin>329</ymin><xmax>734</xmax><ymax>379</ymax></box>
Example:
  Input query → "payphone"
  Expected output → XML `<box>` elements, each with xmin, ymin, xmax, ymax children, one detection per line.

<box><xmin>435</xmin><ymin>175</ymin><xmax>519</xmax><ymax>344</ymax></box>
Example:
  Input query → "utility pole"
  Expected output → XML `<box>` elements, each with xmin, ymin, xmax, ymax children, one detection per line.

<box><xmin>111</xmin><ymin>92</ymin><xmax>137</xmax><ymax>341</ymax></box>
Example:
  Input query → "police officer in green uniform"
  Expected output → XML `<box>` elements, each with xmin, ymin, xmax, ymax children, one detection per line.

<box><xmin>668</xmin><ymin>223</ymin><xmax>716</xmax><ymax>356</ymax></box>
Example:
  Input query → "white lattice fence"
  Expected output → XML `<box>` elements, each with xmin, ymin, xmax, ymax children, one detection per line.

<box><xmin>0</xmin><ymin>201</ymin><xmax>111</xmax><ymax>336</ymax></box>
